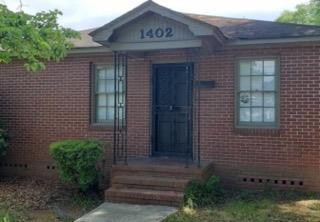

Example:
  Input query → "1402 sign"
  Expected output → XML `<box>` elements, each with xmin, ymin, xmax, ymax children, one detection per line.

<box><xmin>140</xmin><ymin>27</ymin><xmax>174</xmax><ymax>39</ymax></box>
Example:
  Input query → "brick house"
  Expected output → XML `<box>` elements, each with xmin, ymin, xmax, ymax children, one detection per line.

<box><xmin>0</xmin><ymin>1</ymin><xmax>319</xmax><ymax>205</ymax></box>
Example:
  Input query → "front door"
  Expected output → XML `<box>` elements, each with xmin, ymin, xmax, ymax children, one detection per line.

<box><xmin>152</xmin><ymin>63</ymin><xmax>193</xmax><ymax>157</ymax></box>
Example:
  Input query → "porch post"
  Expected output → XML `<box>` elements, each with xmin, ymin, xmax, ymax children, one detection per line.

<box><xmin>197</xmin><ymin>87</ymin><xmax>201</xmax><ymax>168</ymax></box>
<box><xmin>124</xmin><ymin>53</ymin><xmax>128</xmax><ymax>165</ymax></box>
<box><xmin>113</xmin><ymin>52</ymin><xmax>117</xmax><ymax>165</ymax></box>
<box><xmin>183</xmin><ymin>48</ymin><xmax>202</xmax><ymax>168</ymax></box>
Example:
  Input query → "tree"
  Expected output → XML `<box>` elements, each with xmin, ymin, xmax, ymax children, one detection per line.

<box><xmin>276</xmin><ymin>0</ymin><xmax>320</xmax><ymax>25</ymax></box>
<box><xmin>0</xmin><ymin>4</ymin><xmax>79</xmax><ymax>72</ymax></box>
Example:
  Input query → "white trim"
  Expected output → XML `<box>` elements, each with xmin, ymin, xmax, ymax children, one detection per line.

<box><xmin>69</xmin><ymin>46</ymin><xmax>111</xmax><ymax>54</ymax></box>
<box><xmin>68</xmin><ymin>36</ymin><xmax>320</xmax><ymax>54</ymax></box>
<box><xmin>109</xmin><ymin>39</ymin><xmax>202</xmax><ymax>51</ymax></box>
<box><xmin>90</xmin><ymin>1</ymin><xmax>226</xmax><ymax>46</ymax></box>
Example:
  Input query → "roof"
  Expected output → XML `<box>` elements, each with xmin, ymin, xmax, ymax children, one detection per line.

<box><xmin>72</xmin><ymin>10</ymin><xmax>320</xmax><ymax>48</ymax></box>
<box><xmin>72</xmin><ymin>28</ymin><xmax>102</xmax><ymax>48</ymax></box>
<box><xmin>187</xmin><ymin>14</ymin><xmax>320</xmax><ymax>40</ymax></box>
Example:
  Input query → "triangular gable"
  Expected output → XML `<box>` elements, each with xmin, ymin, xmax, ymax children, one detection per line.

<box><xmin>90</xmin><ymin>0</ymin><xmax>226</xmax><ymax>51</ymax></box>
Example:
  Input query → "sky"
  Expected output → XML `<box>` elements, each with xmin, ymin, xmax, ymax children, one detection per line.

<box><xmin>3</xmin><ymin>0</ymin><xmax>310</xmax><ymax>30</ymax></box>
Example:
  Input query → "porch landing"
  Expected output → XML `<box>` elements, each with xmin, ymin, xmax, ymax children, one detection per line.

<box><xmin>105</xmin><ymin>157</ymin><xmax>213</xmax><ymax>206</ymax></box>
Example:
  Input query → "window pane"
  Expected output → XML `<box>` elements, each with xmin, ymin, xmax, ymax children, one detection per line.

<box><xmin>240</xmin><ymin>77</ymin><xmax>250</xmax><ymax>90</ymax></box>
<box><xmin>97</xmin><ymin>94</ymin><xmax>107</xmax><ymax>106</ymax></box>
<box><xmin>106</xmin><ymin>80</ymin><xmax>114</xmax><ymax>93</ymax></box>
<box><xmin>239</xmin><ymin>92</ymin><xmax>250</xmax><ymax>107</ymax></box>
<box><xmin>107</xmin><ymin>94</ymin><xmax>115</xmax><ymax>106</ymax></box>
<box><xmin>252</xmin><ymin>61</ymin><xmax>263</xmax><ymax>75</ymax></box>
<box><xmin>106</xmin><ymin>107</ymin><xmax>114</xmax><ymax>120</ymax></box>
<box><xmin>264</xmin><ymin>93</ymin><xmax>275</xmax><ymax>107</ymax></box>
<box><xmin>240</xmin><ymin>108</ymin><xmax>250</xmax><ymax>122</ymax></box>
<box><xmin>240</xmin><ymin>61</ymin><xmax>251</xmax><ymax>76</ymax></box>
<box><xmin>97</xmin><ymin>67</ymin><xmax>106</xmax><ymax>79</ymax></box>
<box><xmin>264</xmin><ymin>108</ymin><xmax>275</xmax><ymax>122</ymax></box>
<box><xmin>264</xmin><ymin>76</ymin><xmax>275</xmax><ymax>90</ymax></box>
<box><xmin>106</xmin><ymin>68</ymin><xmax>114</xmax><ymax>79</ymax></box>
<box><xmin>252</xmin><ymin>76</ymin><xmax>263</xmax><ymax>90</ymax></box>
<box><xmin>251</xmin><ymin>92</ymin><xmax>263</xmax><ymax>106</ymax></box>
<box><xmin>264</xmin><ymin>60</ymin><xmax>275</xmax><ymax>75</ymax></box>
<box><xmin>93</xmin><ymin>65</ymin><xmax>126</xmax><ymax>124</ymax></box>
<box><xmin>97</xmin><ymin>107</ymin><xmax>107</xmax><ymax>121</ymax></box>
<box><xmin>237</xmin><ymin>59</ymin><xmax>278</xmax><ymax>127</ymax></box>
<box><xmin>252</xmin><ymin>108</ymin><xmax>263</xmax><ymax>122</ymax></box>
<box><xmin>97</xmin><ymin>80</ymin><xmax>106</xmax><ymax>92</ymax></box>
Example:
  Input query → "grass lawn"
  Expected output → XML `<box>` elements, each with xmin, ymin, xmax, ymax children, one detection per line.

<box><xmin>165</xmin><ymin>190</ymin><xmax>320</xmax><ymax>222</ymax></box>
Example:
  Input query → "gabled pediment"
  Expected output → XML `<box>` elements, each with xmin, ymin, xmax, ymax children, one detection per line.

<box><xmin>111</xmin><ymin>12</ymin><xmax>195</xmax><ymax>43</ymax></box>
<box><xmin>89</xmin><ymin>0</ymin><xmax>226</xmax><ymax>51</ymax></box>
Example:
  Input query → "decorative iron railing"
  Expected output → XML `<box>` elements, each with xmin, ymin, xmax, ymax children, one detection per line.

<box><xmin>113</xmin><ymin>52</ymin><xmax>128</xmax><ymax>165</ymax></box>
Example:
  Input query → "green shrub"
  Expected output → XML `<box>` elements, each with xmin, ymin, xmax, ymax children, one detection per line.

<box><xmin>184</xmin><ymin>176</ymin><xmax>225</xmax><ymax>207</ymax></box>
<box><xmin>71</xmin><ymin>193</ymin><xmax>102</xmax><ymax>210</ymax></box>
<box><xmin>49</xmin><ymin>139</ymin><xmax>104</xmax><ymax>191</ymax></box>
<box><xmin>0</xmin><ymin>128</ymin><xmax>9</xmax><ymax>157</ymax></box>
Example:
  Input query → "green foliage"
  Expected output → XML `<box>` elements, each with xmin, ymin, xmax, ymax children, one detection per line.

<box><xmin>0</xmin><ymin>4</ymin><xmax>79</xmax><ymax>72</ymax></box>
<box><xmin>0</xmin><ymin>213</ymin><xmax>15</xmax><ymax>222</ymax></box>
<box><xmin>71</xmin><ymin>193</ymin><xmax>102</xmax><ymax>211</ymax></box>
<box><xmin>184</xmin><ymin>176</ymin><xmax>225</xmax><ymax>207</ymax></box>
<box><xmin>166</xmin><ymin>190</ymin><xmax>320</xmax><ymax>222</ymax></box>
<box><xmin>49</xmin><ymin>139</ymin><xmax>104</xmax><ymax>191</ymax></box>
<box><xmin>0</xmin><ymin>205</ymin><xmax>18</xmax><ymax>222</ymax></box>
<box><xmin>276</xmin><ymin>0</ymin><xmax>320</xmax><ymax>25</ymax></box>
<box><xmin>0</xmin><ymin>128</ymin><xmax>9</xmax><ymax>157</ymax></box>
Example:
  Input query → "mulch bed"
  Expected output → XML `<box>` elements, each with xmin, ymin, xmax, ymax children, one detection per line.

<box><xmin>0</xmin><ymin>177</ymin><xmax>74</xmax><ymax>210</ymax></box>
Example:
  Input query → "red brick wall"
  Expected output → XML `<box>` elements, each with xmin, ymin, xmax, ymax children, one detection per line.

<box><xmin>194</xmin><ymin>46</ymin><xmax>320</xmax><ymax>191</ymax></box>
<box><xmin>0</xmin><ymin>44</ymin><xmax>319</xmax><ymax>190</ymax></box>
<box><xmin>0</xmin><ymin>55</ymin><xmax>115</xmax><ymax>179</ymax></box>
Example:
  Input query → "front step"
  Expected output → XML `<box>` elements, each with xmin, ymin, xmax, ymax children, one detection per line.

<box><xmin>105</xmin><ymin>159</ymin><xmax>212</xmax><ymax>206</ymax></box>
<box><xmin>112</xmin><ymin>175</ymin><xmax>189</xmax><ymax>191</ymax></box>
<box><xmin>111</xmin><ymin>164</ymin><xmax>203</xmax><ymax>179</ymax></box>
<box><xmin>105</xmin><ymin>188</ymin><xmax>184</xmax><ymax>206</ymax></box>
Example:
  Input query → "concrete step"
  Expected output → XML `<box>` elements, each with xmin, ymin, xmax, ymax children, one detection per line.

<box><xmin>105</xmin><ymin>187</ymin><xmax>184</xmax><ymax>207</ymax></box>
<box><xmin>112</xmin><ymin>175</ymin><xmax>189</xmax><ymax>192</ymax></box>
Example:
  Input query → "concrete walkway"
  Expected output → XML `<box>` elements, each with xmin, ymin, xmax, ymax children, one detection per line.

<box><xmin>74</xmin><ymin>202</ymin><xmax>177</xmax><ymax>222</ymax></box>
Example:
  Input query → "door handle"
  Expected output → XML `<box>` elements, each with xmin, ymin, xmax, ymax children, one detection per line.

<box><xmin>169</xmin><ymin>105</ymin><xmax>173</xmax><ymax>111</ymax></box>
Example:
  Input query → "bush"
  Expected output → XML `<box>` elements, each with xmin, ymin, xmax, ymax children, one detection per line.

<box><xmin>0</xmin><ymin>128</ymin><xmax>9</xmax><ymax>157</ymax></box>
<box><xmin>49</xmin><ymin>139</ymin><xmax>104</xmax><ymax>192</ymax></box>
<box><xmin>184</xmin><ymin>176</ymin><xmax>225</xmax><ymax>207</ymax></box>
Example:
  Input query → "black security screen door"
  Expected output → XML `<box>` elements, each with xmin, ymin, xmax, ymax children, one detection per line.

<box><xmin>152</xmin><ymin>63</ymin><xmax>193</xmax><ymax>157</ymax></box>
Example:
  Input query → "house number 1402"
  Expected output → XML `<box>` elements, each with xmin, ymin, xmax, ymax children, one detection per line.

<box><xmin>140</xmin><ymin>27</ymin><xmax>174</xmax><ymax>39</ymax></box>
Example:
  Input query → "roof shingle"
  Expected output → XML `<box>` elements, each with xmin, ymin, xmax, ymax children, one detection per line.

<box><xmin>187</xmin><ymin>13</ymin><xmax>320</xmax><ymax>40</ymax></box>
<box><xmin>73</xmin><ymin>13</ymin><xmax>320</xmax><ymax>48</ymax></box>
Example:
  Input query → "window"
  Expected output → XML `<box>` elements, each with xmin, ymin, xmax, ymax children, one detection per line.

<box><xmin>236</xmin><ymin>58</ymin><xmax>279</xmax><ymax>128</ymax></box>
<box><xmin>92</xmin><ymin>64</ymin><xmax>125</xmax><ymax>125</ymax></box>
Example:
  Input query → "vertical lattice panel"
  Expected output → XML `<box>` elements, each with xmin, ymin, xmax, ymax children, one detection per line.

<box><xmin>113</xmin><ymin>52</ymin><xmax>128</xmax><ymax>165</ymax></box>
